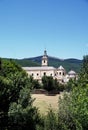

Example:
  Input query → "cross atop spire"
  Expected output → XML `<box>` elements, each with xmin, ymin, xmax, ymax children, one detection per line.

<box><xmin>44</xmin><ymin>50</ymin><xmax>47</xmax><ymax>56</ymax></box>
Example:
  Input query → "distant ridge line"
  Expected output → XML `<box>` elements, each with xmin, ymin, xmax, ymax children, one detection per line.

<box><xmin>2</xmin><ymin>55</ymin><xmax>82</xmax><ymax>73</ymax></box>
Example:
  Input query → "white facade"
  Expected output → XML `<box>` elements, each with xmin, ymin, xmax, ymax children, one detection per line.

<box><xmin>23</xmin><ymin>66</ymin><xmax>56</xmax><ymax>82</ymax></box>
<box><xmin>22</xmin><ymin>50</ymin><xmax>77</xmax><ymax>83</ymax></box>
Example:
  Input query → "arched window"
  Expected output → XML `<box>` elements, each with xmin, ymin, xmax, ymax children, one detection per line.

<box><xmin>50</xmin><ymin>74</ymin><xmax>52</xmax><ymax>76</ymax></box>
<box><xmin>59</xmin><ymin>72</ymin><xmax>61</xmax><ymax>75</ymax></box>
<box><xmin>37</xmin><ymin>73</ymin><xmax>39</xmax><ymax>76</ymax></box>
<box><xmin>44</xmin><ymin>72</ymin><xmax>46</xmax><ymax>76</ymax></box>
<box><xmin>55</xmin><ymin>74</ymin><xmax>56</xmax><ymax>76</ymax></box>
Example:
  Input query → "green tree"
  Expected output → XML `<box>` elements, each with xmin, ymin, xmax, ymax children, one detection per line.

<box><xmin>8</xmin><ymin>86</ymin><xmax>41</xmax><ymax>130</ymax></box>
<box><xmin>58</xmin><ymin>92</ymin><xmax>83</xmax><ymax>130</ymax></box>
<box><xmin>0</xmin><ymin>59</ymin><xmax>33</xmax><ymax>129</ymax></box>
<box><xmin>0</xmin><ymin>60</ymin><xmax>29</xmax><ymax>111</ymax></box>
<box><xmin>29</xmin><ymin>75</ymin><xmax>41</xmax><ymax>90</ymax></box>
<box><xmin>79</xmin><ymin>55</ymin><xmax>88</xmax><ymax>83</ymax></box>
<box><xmin>44</xmin><ymin>108</ymin><xmax>58</xmax><ymax>130</ymax></box>
<box><xmin>42</xmin><ymin>76</ymin><xmax>58</xmax><ymax>92</ymax></box>
<box><xmin>57</xmin><ymin>55</ymin><xmax>88</xmax><ymax>130</ymax></box>
<box><xmin>36</xmin><ymin>107</ymin><xmax>58</xmax><ymax>130</ymax></box>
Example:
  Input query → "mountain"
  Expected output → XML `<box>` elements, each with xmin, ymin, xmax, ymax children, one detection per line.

<box><xmin>3</xmin><ymin>55</ymin><xmax>82</xmax><ymax>73</ymax></box>
<box><xmin>13</xmin><ymin>58</ymin><xmax>40</xmax><ymax>67</ymax></box>
<box><xmin>22</xmin><ymin>55</ymin><xmax>82</xmax><ymax>73</ymax></box>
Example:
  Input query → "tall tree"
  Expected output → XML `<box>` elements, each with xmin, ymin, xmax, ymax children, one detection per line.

<box><xmin>0</xmin><ymin>59</ymin><xmax>31</xmax><ymax>129</ymax></box>
<box><xmin>58</xmin><ymin>55</ymin><xmax>88</xmax><ymax>130</ymax></box>
<box><xmin>79</xmin><ymin>55</ymin><xmax>88</xmax><ymax>83</ymax></box>
<box><xmin>42</xmin><ymin>76</ymin><xmax>58</xmax><ymax>92</ymax></box>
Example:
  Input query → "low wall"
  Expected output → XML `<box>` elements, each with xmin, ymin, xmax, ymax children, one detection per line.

<box><xmin>31</xmin><ymin>89</ymin><xmax>59</xmax><ymax>95</ymax></box>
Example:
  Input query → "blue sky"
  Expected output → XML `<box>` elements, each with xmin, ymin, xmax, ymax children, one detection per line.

<box><xmin>0</xmin><ymin>0</ymin><xmax>88</xmax><ymax>59</ymax></box>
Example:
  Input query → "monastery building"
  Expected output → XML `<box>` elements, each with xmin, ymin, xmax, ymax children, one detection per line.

<box><xmin>23</xmin><ymin>50</ymin><xmax>77</xmax><ymax>83</ymax></box>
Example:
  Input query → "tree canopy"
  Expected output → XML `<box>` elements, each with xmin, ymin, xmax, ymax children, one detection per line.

<box><xmin>57</xmin><ymin>55</ymin><xmax>88</xmax><ymax>130</ymax></box>
<box><xmin>0</xmin><ymin>58</ymin><xmax>40</xmax><ymax>129</ymax></box>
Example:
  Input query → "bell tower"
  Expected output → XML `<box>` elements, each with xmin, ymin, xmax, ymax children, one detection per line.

<box><xmin>42</xmin><ymin>50</ymin><xmax>48</xmax><ymax>66</ymax></box>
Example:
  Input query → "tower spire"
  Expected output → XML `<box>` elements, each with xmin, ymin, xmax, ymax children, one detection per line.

<box><xmin>44</xmin><ymin>50</ymin><xmax>47</xmax><ymax>56</ymax></box>
<box><xmin>41</xmin><ymin>50</ymin><xmax>48</xmax><ymax>66</ymax></box>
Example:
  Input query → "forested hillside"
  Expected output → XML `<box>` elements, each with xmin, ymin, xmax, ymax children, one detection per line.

<box><xmin>18</xmin><ymin>56</ymin><xmax>82</xmax><ymax>73</ymax></box>
<box><xmin>3</xmin><ymin>55</ymin><xmax>82</xmax><ymax>73</ymax></box>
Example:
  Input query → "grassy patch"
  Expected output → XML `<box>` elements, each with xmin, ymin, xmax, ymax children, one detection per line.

<box><xmin>32</xmin><ymin>94</ymin><xmax>62</xmax><ymax>114</ymax></box>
